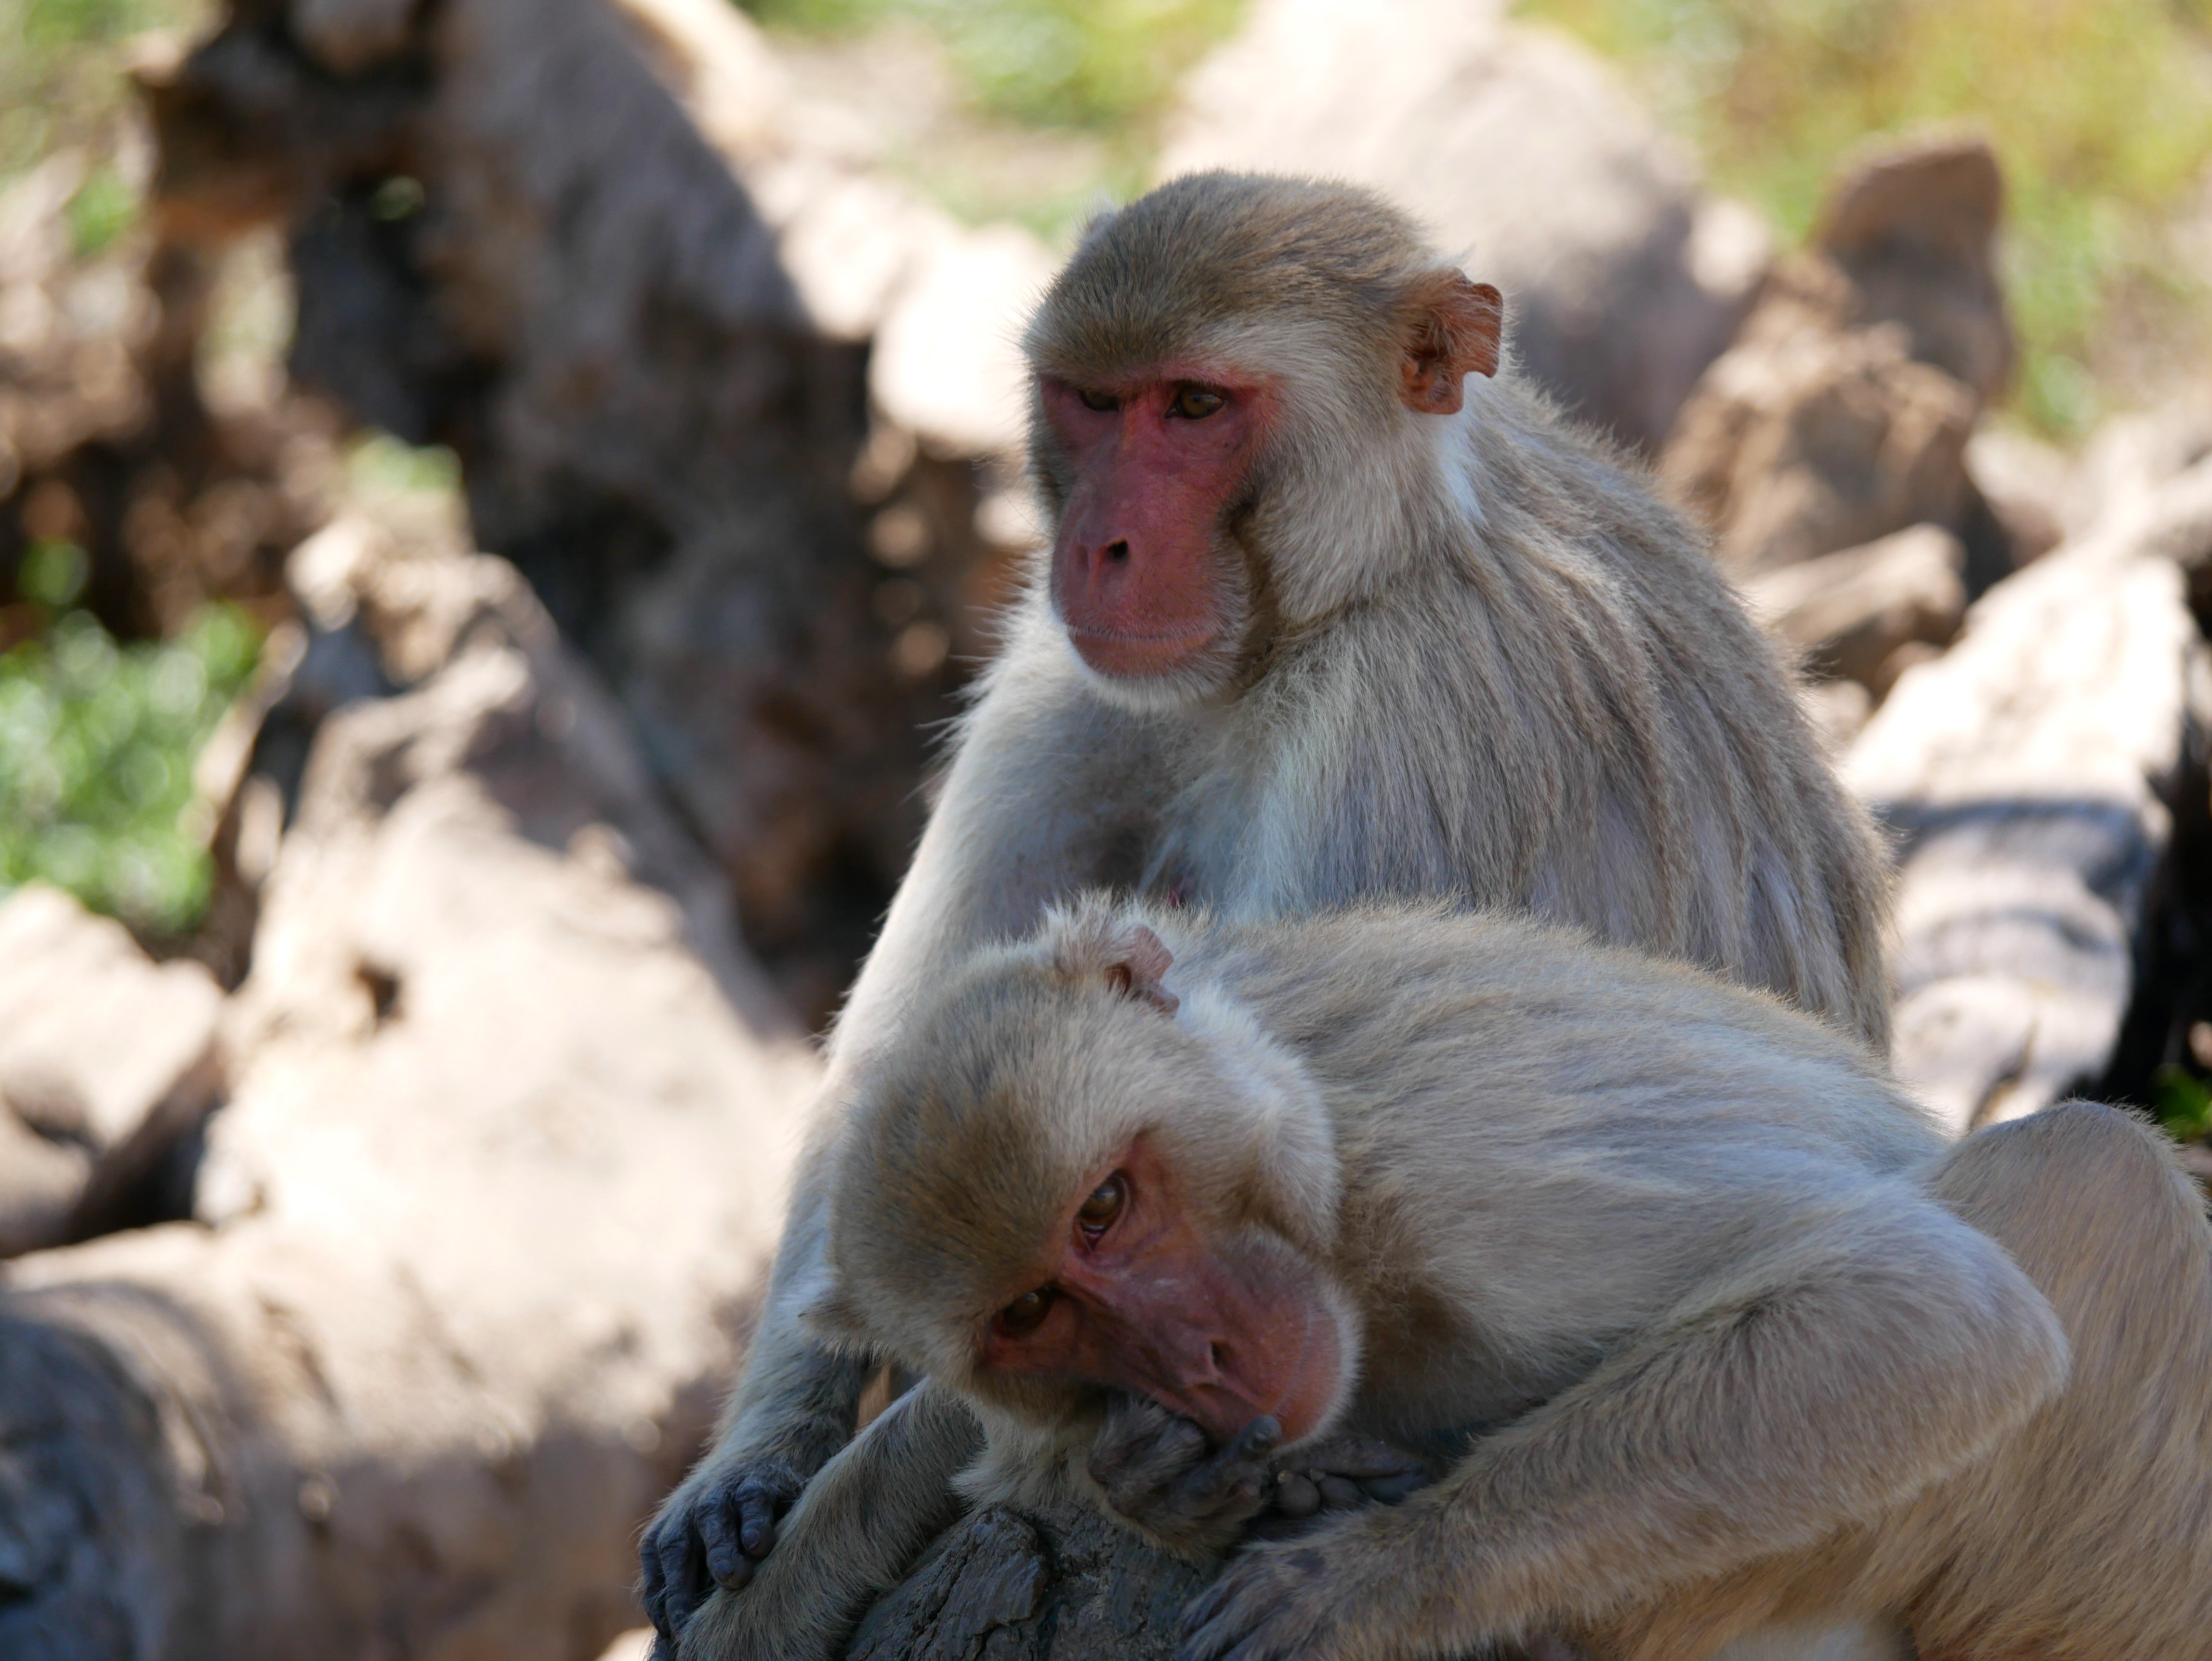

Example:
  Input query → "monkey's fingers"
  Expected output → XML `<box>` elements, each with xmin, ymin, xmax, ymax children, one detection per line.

<box><xmin>1354</xmin><ymin>1467</ymin><xmax>1431</xmax><ymax>1504</ymax></box>
<box><xmin>650</xmin><ymin>1517</ymin><xmax>708</xmax><ymax>1639</ymax></box>
<box><xmin>721</xmin><ymin>1461</ymin><xmax>803</xmax><ymax>1561</ymax></box>
<box><xmin>1178</xmin><ymin>1544</ymin><xmax>1327</xmax><ymax>1661</ymax></box>
<box><xmin>1090</xmin><ymin>1395</ymin><xmax>1212</xmax><ymax>1507</ymax></box>
<box><xmin>697</xmin><ymin>1490</ymin><xmax>756</xmax><ymax>1592</ymax></box>
<box><xmin>1179</xmin><ymin>1416</ymin><xmax>1279</xmax><ymax>1508</ymax></box>
<box><xmin>1289</xmin><ymin>1429</ymin><xmax>1431</xmax><ymax>1484</ymax></box>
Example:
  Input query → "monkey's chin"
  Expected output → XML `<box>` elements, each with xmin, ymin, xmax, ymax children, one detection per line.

<box><xmin>1061</xmin><ymin>630</ymin><xmax>1238</xmax><ymax>716</ymax></box>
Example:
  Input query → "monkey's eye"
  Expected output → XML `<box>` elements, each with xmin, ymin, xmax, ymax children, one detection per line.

<box><xmin>997</xmin><ymin>1287</ymin><xmax>1056</xmax><ymax>1339</ymax></box>
<box><xmin>1170</xmin><ymin>385</ymin><xmax>1224</xmax><ymax>420</ymax></box>
<box><xmin>1076</xmin><ymin>1173</ymin><xmax>1128</xmax><ymax>1239</ymax></box>
<box><xmin>1078</xmin><ymin>387</ymin><xmax>1119</xmax><ymax>412</ymax></box>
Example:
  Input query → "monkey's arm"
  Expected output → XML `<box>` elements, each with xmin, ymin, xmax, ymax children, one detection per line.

<box><xmin>643</xmin><ymin>625</ymin><xmax>1166</xmax><ymax>1645</ymax></box>
<box><xmin>674</xmin><ymin>1379</ymin><xmax>985</xmax><ymax>1661</ymax></box>
<box><xmin>1180</xmin><ymin>1193</ymin><xmax>2070</xmax><ymax>1661</ymax></box>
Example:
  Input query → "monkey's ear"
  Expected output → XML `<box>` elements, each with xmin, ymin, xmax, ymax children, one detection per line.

<box><xmin>1053</xmin><ymin>915</ymin><xmax>1180</xmax><ymax>1017</ymax></box>
<box><xmin>1398</xmin><ymin>270</ymin><xmax>1504</xmax><ymax>415</ymax></box>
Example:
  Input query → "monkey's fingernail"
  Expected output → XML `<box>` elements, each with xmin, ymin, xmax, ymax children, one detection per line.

<box><xmin>1277</xmin><ymin>1473</ymin><xmax>1320</xmax><ymax>1518</ymax></box>
<box><xmin>1317</xmin><ymin>1475</ymin><xmax>1362</xmax><ymax>1510</ymax></box>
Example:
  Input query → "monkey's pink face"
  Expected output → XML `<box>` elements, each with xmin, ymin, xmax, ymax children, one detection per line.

<box><xmin>1038</xmin><ymin>369</ymin><xmax>1274</xmax><ymax>683</ymax></box>
<box><xmin>977</xmin><ymin>1134</ymin><xmax>1343</xmax><ymax>1446</ymax></box>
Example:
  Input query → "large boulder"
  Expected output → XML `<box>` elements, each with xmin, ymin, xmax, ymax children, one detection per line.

<box><xmin>1662</xmin><ymin>135</ymin><xmax>2014</xmax><ymax>583</ymax></box>
<box><xmin>146</xmin><ymin>0</ymin><xmax>1049</xmax><ymax>1021</ymax></box>
<box><xmin>1739</xmin><ymin>524</ymin><xmax>1967</xmax><ymax>699</ymax></box>
<box><xmin>0</xmin><ymin>527</ymin><xmax>815</xmax><ymax>1660</ymax></box>
<box><xmin>1156</xmin><ymin>0</ymin><xmax>1765</xmax><ymax>451</ymax></box>
<box><xmin>0</xmin><ymin>888</ymin><xmax>224</xmax><ymax>1257</ymax></box>
<box><xmin>1847</xmin><ymin>457</ymin><xmax>2212</xmax><ymax>1134</ymax></box>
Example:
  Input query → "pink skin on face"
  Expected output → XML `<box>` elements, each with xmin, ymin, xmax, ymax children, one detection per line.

<box><xmin>979</xmin><ymin>1135</ymin><xmax>1342</xmax><ymax>1445</ymax></box>
<box><xmin>1039</xmin><ymin>369</ymin><xmax>1275</xmax><ymax>682</ymax></box>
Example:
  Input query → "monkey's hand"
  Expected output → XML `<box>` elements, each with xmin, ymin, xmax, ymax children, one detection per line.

<box><xmin>639</xmin><ymin>1449</ymin><xmax>811</xmax><ymax>1652</ymax></box>
<box><xmin>1088</xmin><ymin>1397</ymin><xmax>1281</xmax><ymax>1556</ymax></box>
<box><xmin>1178</xmin><ymin>1537</ymin><xmax>1362</xmax><ymax>1661</ymax></box>
<box><xmin>1177</xmin><ymin>1516</ymin><xmax>1593</xmax><ymax>1661</ymax></box>
<box><xmin>1245</xmin><ymin>1430</ymin><xmax>1435</xmax><ymax>1541</ymax></box>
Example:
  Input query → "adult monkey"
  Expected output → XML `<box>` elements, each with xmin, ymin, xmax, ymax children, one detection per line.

<box><xmin>640</xmin><ymin>171</ymin><xmax>1894</xmax><ymax>1648</ymax></box>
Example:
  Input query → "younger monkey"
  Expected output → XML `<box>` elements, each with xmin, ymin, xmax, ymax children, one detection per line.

<box><xmin>689</xmin><ymin>901</ymin><xmax>2212</xmax><ymax>1661</ymax></box>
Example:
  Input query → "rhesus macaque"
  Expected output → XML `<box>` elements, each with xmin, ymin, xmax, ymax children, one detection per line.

<box><xmin>687</xmin><ymin>900</ymin><xmax>2212</xmax><ymax>1661</ymax></box>
<box><xmin>642</xmin><ymin>171</ymin><xmax>1896</xmax><ymax>1648</ymax></box>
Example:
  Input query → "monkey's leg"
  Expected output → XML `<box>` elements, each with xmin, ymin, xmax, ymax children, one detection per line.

<box><xmin>674</xmin><ymin>1378</ymin><xmax>984</xmax><ymax>1661</ymax></box>
<box><xmin>1177</xmin><ymin>1192</ymin><xmax>2068</xmax><ymax>1661</ymax></box>
<box><xmin>639</xmin><ymin>651</ymin><xmax>1162</xmax><ymax>1648</ymax></box>
<box><xmin>1887</xmin><ymin>1102</ymin><xmax>2212</xmax><ymax>1659</ymax></box>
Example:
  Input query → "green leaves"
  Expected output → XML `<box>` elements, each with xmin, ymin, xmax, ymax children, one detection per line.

<box><xmin>0</xmin><ymin>601</ymin><xmax>262</xmax><ymax>936</ymax></box>
<box><xmin>1520</xmin><ymin>0</ymin><xmax>2212</xmax><ymax>439</ymax></box>
<box><xmin>2157</xmin><ymin>1064</ymin><xmax>2212</xmax><ymax>1148</ymax></box>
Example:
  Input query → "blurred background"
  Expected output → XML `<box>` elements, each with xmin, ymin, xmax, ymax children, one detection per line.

<box><xmin>4</xmin><ymin>0</ymin><xmax>2212</xmax><ymax>1657</ymax></box>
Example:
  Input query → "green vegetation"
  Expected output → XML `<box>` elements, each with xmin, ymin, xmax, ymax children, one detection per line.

<box><xmin>2</xmin><ymin>0</ymin><xmax>207</xmax><ymax>183</ymax></box>
<box><xmin>741</xmin><ymin>0</ymin><xmax>1240</xmax><ymax>129</ymax></box>
<box><xmin>66</xmin><ymin>161</ymin><xmax>138</xmax><ymax>255</ymax></box>
<box><xmin>1519</xmin><ymin>0</ymin><xmax>2212</xmax><ymax>437</ymax></box>
<box><xmin>737</xmin><ymin>0</ymin><xmax>1242</xmax><ymax>233</ymax></box>
<box><xmin>2157</xmin><ymin>1063</ymin><xmax>2212</xmax><ymax>1146</ymax></box>
<box><xmin>0</xmin><ymin>545</ymin><xmax>261</xmax><ymax>936</ymax></box>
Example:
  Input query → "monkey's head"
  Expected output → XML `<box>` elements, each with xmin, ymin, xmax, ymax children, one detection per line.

<box><xmin>1022</xmin><ymin>171</ymin><xmax>1504</xmax><ymax>711</ymax></box>
<box><xmin>811</xmin><ymin>902</ymin><xmax>1359</xmax><ymax>1452</ymax></box>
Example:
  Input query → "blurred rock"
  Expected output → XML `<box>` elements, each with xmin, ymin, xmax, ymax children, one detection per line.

<box><xmin>2068</xmin><ymin>392</ymin><xmax>2212</xmax><ymax>544</ymax></box>
<box><xmin>146</xmin><ymin>0</ymin><xmax>1045</xmax><ymax>1021</ymax></box>
<box><xmin>0</xmin><ymin>533</ymin><xmax>814</xmax><ymax>1659</ymax></box>
<box><xmin>0</xmin><ymin>158</ymin><xmax>331</xmax><ymax>651</ymax></box>
<box><xmin>1157</xmin><ymin>0</ymin><xmax>1763</xmax><ymax>450</ymax></box>
<box><xmin>1966</xmin><ymin>429</ymin><xmax>2073</xmax><ymax>567</ymax></box>
<box><xmin>1662</xmin><ymin>132</ymin><xmax>2016</xmax><ymax>583</ymax></box>
<box><xmin>1847</xmin><ymin>481</ymin><xmax>2212</xmax><ymax>1134</ymax></box>
<box><xmin>1815</xmin><ymin>132</ymin><xmax>2012</xmax><ymax>406</ymax></box>
<box><xmin>1799</xmin><ymin>678</ymin><xmax>1874</xmax><ymax>755</ymax></box>
<box><xmin>0</xmin><ymin>887</ymin><xmax>224</xmax><ymax>1257</ymax></box>
<box><xmin>1665</xmin><ymin>309</ymin><xmax>1977</xmax><ymax>574</ymax></box>
<box><xmin>1741</xmin><ymin>524</ymin><xmax>1966</xmax><ymax>696</ymax></box>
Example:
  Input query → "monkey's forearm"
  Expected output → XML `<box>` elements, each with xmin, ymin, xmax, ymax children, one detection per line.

<box><xmin>822</xmin><ymin>628</ymin><xmax>1162</xmax><ymax>1075</ymax></box>
<box><xmin>1184</xmin><ymin>1202</ymin><xmax>2067</xmax><ymax>1661</ymax></box>
<box><xmin>678</xmin><ymin>1382</ymin><xmax>984</xmax><ymax>1661</ymax></box>
<box><xmin>1366</xmin><ymin>1206</ymin><xmax>2066</xmax><ymax>1643</ymax></box>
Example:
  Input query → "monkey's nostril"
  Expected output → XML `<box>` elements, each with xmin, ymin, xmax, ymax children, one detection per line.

<box><xmin>1208</xmin><ymin>1341</ymin><xmax>1226</xmax><ymax>1373</ymax></box>
<box><xmin>1104</xmin><ymin>540</ymin><xmax>1130</xmax><ymax>564</ymax></box>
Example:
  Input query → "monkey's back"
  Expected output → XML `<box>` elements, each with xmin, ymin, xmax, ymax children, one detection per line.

<box><xmin>1169</xmin><ymin>903</ymin><xmax>1937</xmax><ymax>1433</ymax></box>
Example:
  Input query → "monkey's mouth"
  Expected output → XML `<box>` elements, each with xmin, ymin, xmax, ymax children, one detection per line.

<box><xmin>1065</xmin><ymin>623</ymin><xmax>1223</xmax><ymax>679</ymax></box>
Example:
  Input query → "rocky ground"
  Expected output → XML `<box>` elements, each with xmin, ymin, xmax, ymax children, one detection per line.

<box><xmin>3</xmin><ymin>0</ymin><xmax>2212</xmax><ymax>1656</ymax></box>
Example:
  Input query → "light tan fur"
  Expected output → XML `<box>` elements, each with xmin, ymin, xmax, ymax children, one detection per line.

<box><xmin>780</xmin><ymin>900</ymin><xmax>2212</xmax><ymax>1661</ymax></box>
<box><xmin>648</xmin><ymin>171</ymin><xmax>1894</xmax><ymax>1654</ymax></box>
